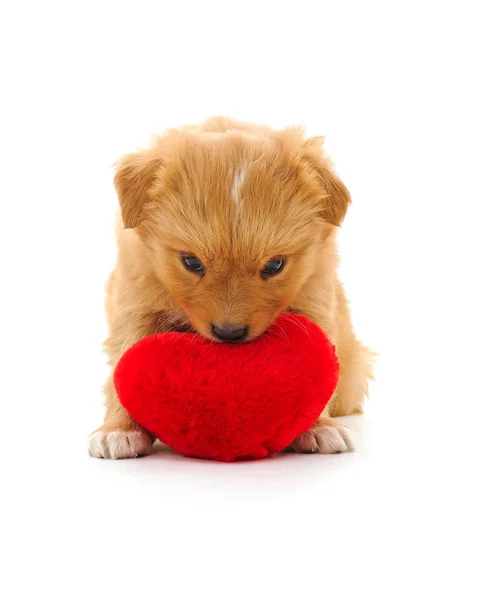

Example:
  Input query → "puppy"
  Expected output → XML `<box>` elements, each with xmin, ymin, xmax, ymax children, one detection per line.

<box><xmin>89</xmin><ymin>117</ymin><xmax>374</xmax><ymax>459</ymax></box>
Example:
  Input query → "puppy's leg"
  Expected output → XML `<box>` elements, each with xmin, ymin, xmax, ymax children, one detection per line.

<box><xmin>288</xmin><ymin>280</ymin><xmax>374</xmax><ymax>454</ymax></box>
<box><xmin>328</xmin><ymin>338</ymin><xmax>375</xmax><ymax>417</ymax></box>
<box><xmin>288</xmin><ymin>416</ymin><xmax>355</xmax><ymax>454</ymax></box>
<box><xmin>88</xmin><ymin>308</ymin><xmax>161</xmax><ymax>459</ymax></box>
<box><xmin>88</xmin><ymin>376</ymin><xmax>153</xmax><ymax>459</ymax></box>
<box><xmin>288</xmin><ymin>336</ymin><xmax>373</xmax><ymax>454</ymax></box>
<box><xmin>289</xmin><ymin>336</ymin><xmax>374</xmax><ymax>453</ymax></box>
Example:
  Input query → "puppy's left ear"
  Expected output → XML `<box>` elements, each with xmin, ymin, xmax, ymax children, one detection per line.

<box><xmin>302</xmin><ymin>137</ymin><xmax>351</xmax><ymax>226</ymax></box>
<box><xmin>114</xmin><ymin>144</ymin><xmax>164</xmax><ymax>229</ymax></box>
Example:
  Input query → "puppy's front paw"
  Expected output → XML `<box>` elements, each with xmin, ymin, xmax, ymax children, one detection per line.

<box><xmin>88</xmin><ymin>427</ymin><xmax>153</xmax><ymax>459</ymax></box>
<box><xmin>289</xmin><ymin>419</ymin><xmax>355</xmax><ymax>454</ymax></box>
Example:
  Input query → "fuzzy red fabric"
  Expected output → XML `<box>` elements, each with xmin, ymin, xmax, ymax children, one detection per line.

<box><xmin>114</xmin><ymin>313</ymin><xmax>339</xmax><ymax>462</ymax></box>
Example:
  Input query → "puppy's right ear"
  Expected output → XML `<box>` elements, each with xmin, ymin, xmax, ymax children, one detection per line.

<box><xmin>301</xmin><ymin>137</ymin><xmax>351</xmax><ymax>227</ymax></box>
<box><xmin>114</xmin><ymin>146</ymin><xmax>164</xmax><ymax>229</ymax></box>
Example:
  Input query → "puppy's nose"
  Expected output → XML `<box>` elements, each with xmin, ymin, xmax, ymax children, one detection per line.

<box><xmin>211</xmin><ymin>323</ymin><xmax>248</xmax><ymax>342</ymax></box>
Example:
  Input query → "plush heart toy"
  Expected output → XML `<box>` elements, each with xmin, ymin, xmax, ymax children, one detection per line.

<box><xmin>114</xmin><ymin>313</ymin><xmax>339</xmax><ymax>462</ymax></box>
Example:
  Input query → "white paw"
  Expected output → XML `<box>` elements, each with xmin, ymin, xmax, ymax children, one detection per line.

<box><xmin>290</xmin><ymin>424</ymin><xmax>355</xmax><ymax>454</ymax></box>
<box><xmin>88</xmin><ymin>429</ymin><xmax>153</xmax><ymax>459</ymax></box>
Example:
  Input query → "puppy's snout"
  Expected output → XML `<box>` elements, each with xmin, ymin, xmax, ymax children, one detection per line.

<box><xmin>211</xmin><ymin>323</ymin><xmax>248</xmax><ymax>342</ymax></box>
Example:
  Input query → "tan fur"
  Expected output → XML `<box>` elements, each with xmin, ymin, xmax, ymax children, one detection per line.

<box><xmin>89</xmin><ymin>117</ymin><xmax>374</xmax><ymax>458</ymax></box>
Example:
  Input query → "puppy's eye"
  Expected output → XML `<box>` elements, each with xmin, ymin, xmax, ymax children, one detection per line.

<box><xmin>261</xmin><ymin>257</ymin><xmax>286</xmax><ymax>279</ymax></box>
<box><xmin>182</xmin><ymin>255</ymin><xmax>204</xmax><ymax>274</ymax></box>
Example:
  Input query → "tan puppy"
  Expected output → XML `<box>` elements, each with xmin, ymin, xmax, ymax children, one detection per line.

<box><xmin>89</xmin><ymin>117</ymin><xmax>374</xmax><ymax>459</ymax></box>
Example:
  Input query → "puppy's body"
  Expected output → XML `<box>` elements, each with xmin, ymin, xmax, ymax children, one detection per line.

<box><xmin>89</xmin><ymin>117</ymin><xmax>373</xmax><ymax>459</ymax></box>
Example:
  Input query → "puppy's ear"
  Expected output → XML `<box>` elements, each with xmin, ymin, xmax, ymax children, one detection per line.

<box><xmin>114</xmin><ymin>146</ymin><xmax>164</xmax><ymax>229</ymax></box>
<box><xmin>302</xmin><ymin>137</ymin><xmax>351</xmax><ymax>226</ymax></box>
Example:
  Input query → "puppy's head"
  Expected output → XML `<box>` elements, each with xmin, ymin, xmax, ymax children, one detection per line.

<box><xmin>115</xmin><ymin>123</ymin><xmax>350</xmax><ymax>342</ymax></box>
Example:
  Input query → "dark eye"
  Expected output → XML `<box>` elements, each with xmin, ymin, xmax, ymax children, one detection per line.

<box><xmin>261</xmin><ymin>257</ymin><xmax>286</xmax><ymax>279</ymax></box>
<box><xmin>182</xmin><ymin>255</ymin><xmax>204</xmax><ymax>274</ymax></box>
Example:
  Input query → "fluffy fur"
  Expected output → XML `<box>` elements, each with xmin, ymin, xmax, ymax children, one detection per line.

<box><xmin>88</xmin><ymin>116</ymin><xmax>374</xmax><ymax>459</ymax></box>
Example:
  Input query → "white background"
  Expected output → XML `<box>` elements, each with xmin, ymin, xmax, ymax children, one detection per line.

<box><xmin>1</xmin><ymin>1</ymin><xmax>480</xmax><ymax>599</ymax></box>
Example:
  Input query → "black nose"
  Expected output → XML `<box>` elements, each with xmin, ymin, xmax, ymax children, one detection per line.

<box><xmin>212</xmin><ymin>323</ymin><xmax>248</xmax><ymax>342</ymax></box>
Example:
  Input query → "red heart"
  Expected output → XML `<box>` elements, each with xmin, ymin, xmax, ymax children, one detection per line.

<box><xmin>114</xmin><ymin>313</ymin><xmax>339</xmax><ymax>462</ymax></box>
